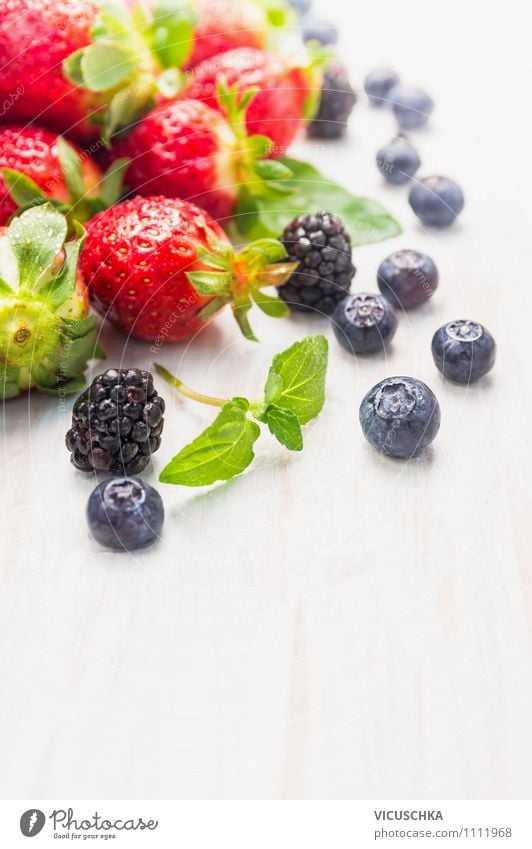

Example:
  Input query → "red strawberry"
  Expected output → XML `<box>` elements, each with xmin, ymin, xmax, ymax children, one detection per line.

<box><xmin>80</xmin><ymin>195</ymin><xmax>297</xmax><ymax>342</ymax></box>
<box><xmin>0</xmin><ymin>126</ymin><xmax>102</xmax><ymax>226</ymax></box>
<box><xmin>0</xmin><ymin>0</ymin><xmax>103</xmax><ymax>144</ymax></box>
<box><xmin>185</xmin><ymin>0</ymin><xmax>268</xmax><ymax>69</ymax></box>
<box><xmin>110</xmin><ymin>100</ymin><xmax>238</xmax><ymax>222</ymax></box>
<box><xmin>182</xmin><ymin>48</ymin><xmax>314</xmax><ymax>154</ymax></box>
<box><xmin>109</xmin><ymin>95</ymin><xmax>294</xmax><ymax>224</ymax></box>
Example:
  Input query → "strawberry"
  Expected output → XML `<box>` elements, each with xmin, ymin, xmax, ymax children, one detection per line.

<box><xmin>182</xmin><ymin>47</ymin><xmax>315</xmax><ymax>154</ymax></box>
<box><xmin>0</xmin><ymin>205</ymin><xmax>103</xmax><ymax>399</ymax></box>
<box><xmin>109</xmin><ymin>94</ymin><xmax>295</xmax><ymax>223</ymax></box>
<box><xmin>60</xmin><ymin>1</ymin><xmax>292</xmax><ymax>141</ymax></box>
<box><xmin>0</xmin><ymin>126</ymin><xmax>102</xmax><ymax>227</ymax></box>
<box><xmin>184</xmin><ymin>0</ymin><xmax>268</xmax><ymax>69</ymax></box>
<box><xmin>80</xmin><ymin>195</ymin><xmax>297</xmax><ymax>342</ymax></box>
<box><xmin>0</xmin><ymin>126</ymin><xmax>130</xmax><ymax>230</ymax></box>
<box><xmin>0</xmin><ymin>0</ymin><xmax>103</xmax><ymax>144</ymax></box>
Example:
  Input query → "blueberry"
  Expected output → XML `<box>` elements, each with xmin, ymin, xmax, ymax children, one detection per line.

<box><xmin>301</xmin><ymin>15</ymin><xmax>338</xmax><ymax>45</ymax></box>
<box><xmin>376</xmin><ymin>136</ymin><xmax>421</xmax><ymax>184</ymax></box>
<box><xmin>287</xmin><ymin>0</ymin><xmax>312</xmax><ymax>13</ymax></box>
<box><xmin>332</xmin><ymin>293</ymin><xmax>397</xmax><ymax>354</ymax></box>
<box><xmin>359</xmin><ymin>377</ymin><xmax>441</xmax><ymax>459</ymax></box>
<box><xmin>87</xmin><ymin>477</ymin><xmax>164</xmax><ymax>551</ymax></box>
<box><xmin>409</xmin><ymin>176</ymin><xmax>465</xmax><ymax>227</ymax></box>
<box><xmin>364</xmin><ymin>67</ymin><xmax>400</xmax><ymax>106</ymax></box>
<box><xmin>377</xmin><ymin>249</ymin><xmax>438</xmax><ymax>310</ymax></box>
<box><xmin>388</xmin><ymin>84</ymin><xmax>434</xmax><ymax>129</ymax></box>
<box><xmin>431</xmin><ymin>320</ymin><xmax>496</xmax><ymax>383</ymax></box>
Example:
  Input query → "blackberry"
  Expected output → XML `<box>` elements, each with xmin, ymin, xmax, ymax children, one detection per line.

<box><xmin>307</xmin><ymin>62</ymin><xmax>356</xmax><ymax>140</ymax></box>
<box><xmin>277</xmin><ymin>212</ymin><xmax>356</xmax><ymax>315</ymax></box>
<box><xmin>66</xmin><ymin>368</ymin><xmax>165</xmax><ymax>475</ymax></box>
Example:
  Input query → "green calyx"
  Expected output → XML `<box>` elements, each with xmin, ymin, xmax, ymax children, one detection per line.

<box><xmin>215</xmin><ymin>81</ymin><xmax>298</xmax><ymax>221</ymax></box>
<box><xmin>63</xmin><ymin>0</ymin><xmax>198</xmax><ymax>142</ymax></box>
<box><xmin>2</xmin><ymin>137</ymin><xmax>129</xmax><ymax>228</ymax></box>
<box><xmin>155</xmin><ymin>334</ymin><xmax>328</xmax><ymax>487</ymax></box>
<box><xmin>186</xmin><ymin>225</ymin><xmax>298</xmax><ymax>341</ymax></box>
<box><xmin>0</xmin><ymin>205</ymin><xmax>104</xmax><ymax>400</ymax></box>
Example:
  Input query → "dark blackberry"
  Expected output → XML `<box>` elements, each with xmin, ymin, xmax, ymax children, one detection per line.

<box><xmin>66</xmin><ymin>369</ymin><xmax>165</xmax><ymax>475</ymax></box>
<box><xmin>277</xmin><ymin>212</ymin><xmax>356</xmax><ymax>315</ymax></box>
<box><xmin>307</xmin><ymin>62</ymin><xmax>356</xmax><ymax>140</ymax></box>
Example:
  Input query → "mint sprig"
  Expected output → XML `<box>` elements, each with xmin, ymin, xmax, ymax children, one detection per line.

<box><xmin>156</xmin><ymin>335</ymin><xmax>328</xmax><ymax>487</ymax></box>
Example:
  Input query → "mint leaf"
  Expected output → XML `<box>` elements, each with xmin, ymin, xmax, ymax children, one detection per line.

<box><xmin>264</xmin><ymin>371</ymin><xmax>283</xmax><ymax>404</ymax></box>
<box><xmin>266</xmin><ymin>335</ymin><xmax>328</xmax><ymax>424</ymax></box>
<box><xmin>264</xmin><ymin>405</ymin><xmax>303</xmax><ymax>451</ymax></box>
<box><xmin>159</xmin><ymin>398</ymin><xmax>260</xmax><ymax>487</ymax></box>
<box><xmin>232</xmin><ymin>157</ymin><xmax>401</xmax><ymax>246</ymax></box>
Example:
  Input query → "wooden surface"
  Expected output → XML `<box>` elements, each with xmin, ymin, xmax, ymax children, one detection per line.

<box><xmin>1</xmin><ymin>0</ymin><xmax>531</xmax><ymax>800</ymax></box>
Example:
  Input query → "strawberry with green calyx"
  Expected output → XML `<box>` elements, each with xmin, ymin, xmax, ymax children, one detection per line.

<box><xmin>1</xmin><ymin>129</ymin><xmax>129</xmax><ymax>230</ymax></box>
<box><xmin>79</xmin><ymin>195</ymin><xmax>297</xmax><ymax>343</ymax></box>
<box><xmin>182</xmin><ymin>46</ymin><xmax>328</xmax><ymax>154</ymax></box>
<box><xmin>109</xmin><ymin>85</ymin><xmax>294</xmax><ymax>223</ymax></box>
<box><xmin>155</xmin><ymin>334</ymin><xmax>328</xmax><ymax>487</ymax></box>
<box><xmin>63</xmin><ymin>0</ymin><xmax>196</xmax><ymax>143</ymax></box>
<box><xmin>0</xmin><ymin>205</ymin><xmax>104</xmax><ymax>400</ymax></box>
<box><xmin>62</xmin><ymin>0</ymin><xmax>279</xmax><ymax>143</ymax></box>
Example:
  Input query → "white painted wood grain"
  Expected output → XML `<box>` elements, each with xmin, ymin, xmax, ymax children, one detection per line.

<box><xmin>0</xmin><ymin>0</ymin><xmax>531</xmax><ymax>800</ymax></box>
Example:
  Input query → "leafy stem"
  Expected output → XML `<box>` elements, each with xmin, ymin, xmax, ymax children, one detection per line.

<box><xmin>156</xmin><ymin>335</ymin><xmax>328</xmax><ymax>487</ymax></box>
<box><xmin>154</xmin><ymin>364</ymin><xmax>228</xmax><ymax>408</ymax></box>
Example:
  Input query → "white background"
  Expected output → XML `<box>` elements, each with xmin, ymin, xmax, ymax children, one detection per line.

<box><xmin>1</xmin><ymin>0</ymin><xmax>531</xmax><ymax>801</ymax></box>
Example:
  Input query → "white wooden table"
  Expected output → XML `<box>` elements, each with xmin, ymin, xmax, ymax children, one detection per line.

<box><xmin>1</xmin><ymin>0</ymin><xmax>531</xmax><ymax>800</ymax></box>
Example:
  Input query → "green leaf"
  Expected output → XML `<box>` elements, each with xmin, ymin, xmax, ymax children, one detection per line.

<box><xmin>61</xmin><ymin>314</ymin><xmax>97</xmax><ymax>339</ymax></box>
<box><xmin>232</xmin><ymin>157</ymin><xmax>402</xmax><ymax>246</ymax></box>
<box><xmin>196</xmin><ymin>246</ymin><xmax>232</xmax><ymax>271</ymax></box>
<box><xmin>39</xmin><ymin>222</ymin><xmax>85</xmax><ymax>309</ymax></box>
<box><xmin>266</xmin><ymin>335</ymin><xmax>328</xmax><ymax>425</ymax></box>
<box><xmin>32</xmin><ymin>364</ymin><xmax>60</xmax><ymax>389</ymax></box>
<box><xmin>197</xmin><ymin>296</ymin><xmax>228</xmax><ymax>321</ymax></box>
<box><xmin>159</xmin><ymin>398</ymin><xmax>261</xmax><ymax>487</ymax></box>
<box><xmin>264</xmin><ymin>404</ymin><xmax>303</xmax><ymax>451</ymax></box>
<box><xmin>36</xmin><ymin>375</ymin><xmax>88</xmax><ymax>396</ymax></box>
<box><xmin>8</xmin><ymin>205</ymin><xmax>68</xmax><ymax>291</ymax></box>
<box><xmin>232</xmin><ymin>298</ymin><xmax>258</xmax><ymax>342</ymax></box>
<box><xmin>103</xmin><ymin>83</ymin><xmax>155</xmax><ymax>142</ymax></box>
<box><xmin>253</xmin><ymin>159</ymin><xmax>293</xmax><ymax>181</ymax></box>
<box><xmin>263</xmin><ymin>371</ymin><xmax>283</xmax><ymax>405</ymax></box>
<box><xmin>186</xmin><ymin>271</ymin><xmax>232</xmax><ymax>296</ymax></box>
<box><xmin>2</xmin><ymin>169</ymin><xmax>47</xmax><ymax>207</ymax></box>
<box><xmin>244</xmin><ymin>134</ymin><xmax>273</xmax><ymax>159</ymax></box>
<box><xmin>63</xmin><ymin>49</ymin><xmax>85</xmax><ymax>86</ymax></box>
<box><xmin>99</xmin><ymin>157</ymin><xmax>130</xmax><ymax>207</ymax></box>
<box><xmin>252</xmin><ymin>288</ymin><xmax>289</xmax><ymax>318</ymax></box>
<box><xmin>238</xmin><ymin>238</ymin><xmax>288</xmax><ymax>269</ymax></box>
<box><xmin>0</xmin><ymin>277</ymin><xmax>14</xmax><ymax>295</ymax></box>
<box><xmin>148</xmin><ymin>0</ymin><xmax>198</xmax><ymax>69</ymax></box>
<box><xmin>80</xmin><ymin>43</ymin><xmax>136</xmax><ymax>92</ymax></box>
<box><xmin>57</xmin><ymin>137</ymin><xmax>84</xmax><ymax>203</ymax></box>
